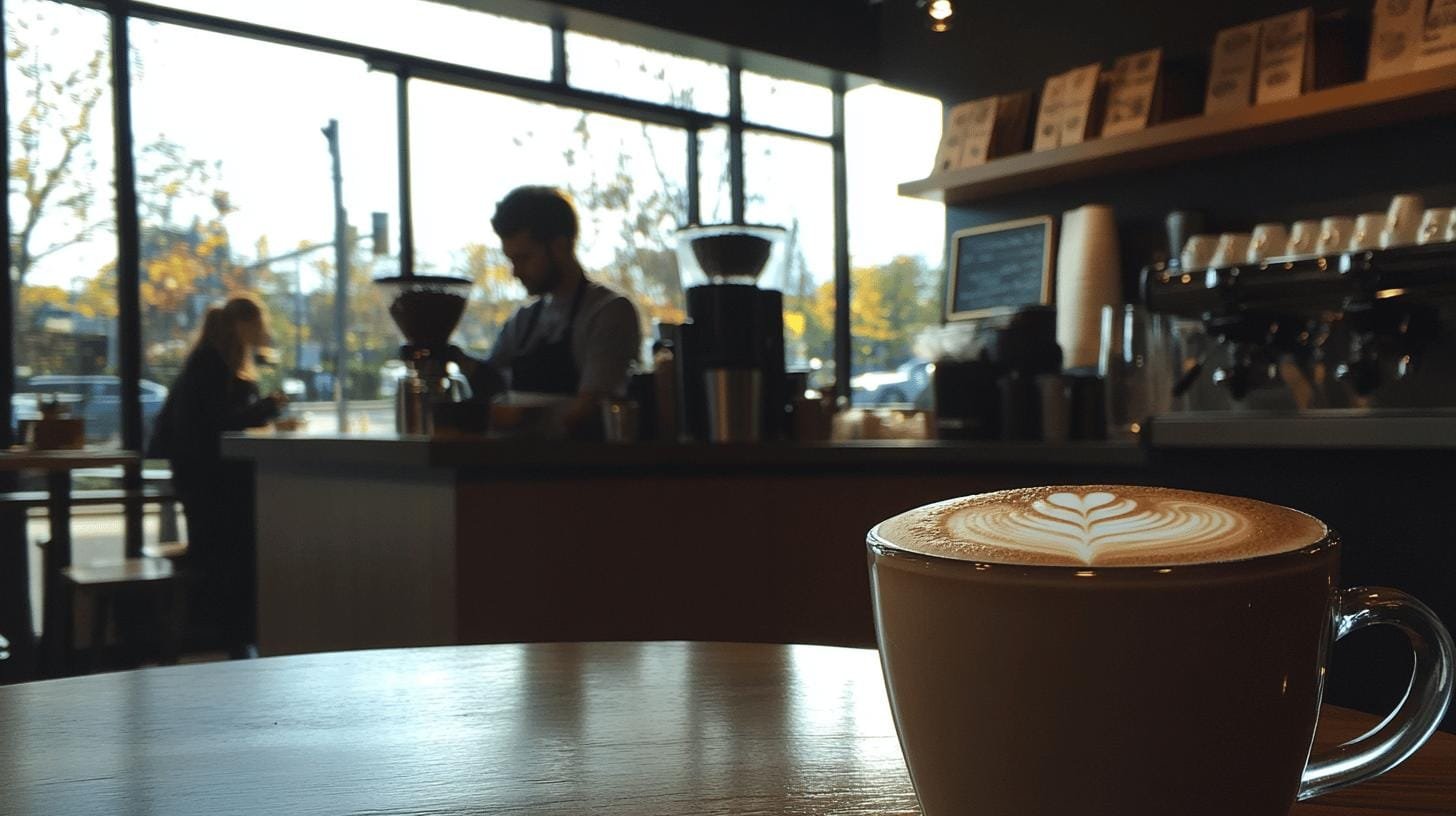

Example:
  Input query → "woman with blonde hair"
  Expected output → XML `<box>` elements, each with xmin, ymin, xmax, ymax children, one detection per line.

<box><xmin>148</xmin><ymin>294</ymin><xmax>287</xmax><ymax>658</ymax></box>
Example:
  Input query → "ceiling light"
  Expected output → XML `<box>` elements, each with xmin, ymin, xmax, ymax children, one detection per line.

<box><xmin>920</xmin><ymin>0</ymin><xmax>954</xmax><ymax>32</ymax></box>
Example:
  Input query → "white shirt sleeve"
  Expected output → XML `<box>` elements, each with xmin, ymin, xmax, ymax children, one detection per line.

<box><xmin>575</xmin><ymin>294</ymin><xmax>642</xmax><ymax>397</ymax></box>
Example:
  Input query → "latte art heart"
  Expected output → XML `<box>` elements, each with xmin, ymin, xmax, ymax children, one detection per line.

<box><xmin>948</xmin><ymin>491</ymin><xmax>1243</xmax><ymax>565</ymax></box>
<box><xmin>876</xmin><ymin>485</ymin><xmax>1327</xmax><ymax>567</ymax></box>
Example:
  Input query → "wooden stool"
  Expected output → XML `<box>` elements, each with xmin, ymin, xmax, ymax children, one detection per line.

<box><xmin>62</xmin><ymin>557</ymin><xmax>183</xmax><ymax>674</ymax></box>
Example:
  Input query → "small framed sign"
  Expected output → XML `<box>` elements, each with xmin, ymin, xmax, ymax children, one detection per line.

<box><xmin>946</xmin><ymin>215</ymin><xmax>1056</xmax><ymax>321</ymax></box>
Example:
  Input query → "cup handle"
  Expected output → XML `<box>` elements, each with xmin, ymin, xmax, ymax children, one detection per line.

<box><xmin>1298</xmin><ymin>587</ymin><xmax>1455</xmax><ymax>800</ymax></box>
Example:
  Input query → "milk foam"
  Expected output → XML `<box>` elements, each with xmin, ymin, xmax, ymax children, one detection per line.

<box><xmin>873</xmin><ymin>486</ymin><xmax>1327</xmax><ymax>567</ymax></box>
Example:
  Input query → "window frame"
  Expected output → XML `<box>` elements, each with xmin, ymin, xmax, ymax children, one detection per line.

<box><xmin>1</xmin><ymin>0</ymin><xmax>856</xmax><ymax>451</ymax></box>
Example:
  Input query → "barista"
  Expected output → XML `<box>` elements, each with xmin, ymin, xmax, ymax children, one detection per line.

<box><xmin>452</xmin><ymin>186</ymin><xmax>641</xmax><ymax>435</ymax></box>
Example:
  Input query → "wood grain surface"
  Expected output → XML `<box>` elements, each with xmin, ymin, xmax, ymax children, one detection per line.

<box><xmin>0</xmin><ymin>449</ymin><xmax>138</xmax><ymax>471</ymax></box>
<box><xmin>0</xmin><ymin>642</ymin><xmax>1450</xmax><ymax>815</ymax></box>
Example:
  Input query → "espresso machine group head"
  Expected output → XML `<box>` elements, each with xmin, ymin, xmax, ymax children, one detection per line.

<box><xmin>672</xmin><ymin>224</ymin><xmax>790</xmax><ymax>441</ymax></box>
<box><xmin>1143</xmin><ymin>243</ymin><xmax>1456</xmax><ymax>401</ymax></box>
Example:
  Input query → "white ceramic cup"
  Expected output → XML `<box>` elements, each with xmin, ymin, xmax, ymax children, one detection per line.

<box><xmin>1381</xmin><ymin>193</ymin><xmax>1426</xmax><ymax>248</ymax></box>
<box><xmin>1210</xmin><ymin>233</ymin><xmax>1253</xmax><ymax>268</ymax></box>
<box><xmin>1285</xmin><ymin>220</ymin><xmax>1321</xmax><ymax>256</ymax></box>
<box><xmin>1417</xmin><ymin>208</ymin><xmax>1452</xmax><ymax>245</ymax></box>
<box><xmin>1317</xmin><ymin>216</ymin><xmax>1356</xmax><ymax>255</ymax></box>
<box><xmin>1349</xmin><ymin>213</ymin><xmax>1387</xmax><ymax>251</ymax></box>
<box><xmin>1247</xmin><ymin>223</ymin><xmax>1290</xmax><ymax>263</ymax></box>
<box><xmin>1181</xmin><ymin>234</ymin><xmax>1220</xmax><ymax>271</ymax></box>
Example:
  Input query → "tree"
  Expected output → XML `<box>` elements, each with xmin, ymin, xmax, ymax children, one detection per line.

<box><xmin>7</xmin><ymin>9</ymin><xmax>110</xmax><ymax>290</ymax></box>
<box><xmin>8</xmin><ymin>9</ymin><xmax>252</xmax><ymax>383</ymax></box>
<box><xmin>454</xmin><ymin>241</ymin><xmax>523</xmax><ymax>353</ymax></box>
<box><xmin>849</xmin><ymin>255</ymin><xmax>941</xmax><ymax>370</ymax></box>
<box><xmin>562</xmin><ymin>114</ymin><xmax>689</xmax><ymax>336</ymax></box>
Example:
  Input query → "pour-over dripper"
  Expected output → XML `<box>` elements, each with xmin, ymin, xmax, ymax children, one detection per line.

<box><xmin>375</xmin><ymin>275</ymin><xmax>472</xmax><ymax>350</ymax></box>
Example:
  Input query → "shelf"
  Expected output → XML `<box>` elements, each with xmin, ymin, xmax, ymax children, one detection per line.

<box><xmin>899</xmin><ymin>65</ymin><xmax>1456</xmax><ymax>206</ymax></box>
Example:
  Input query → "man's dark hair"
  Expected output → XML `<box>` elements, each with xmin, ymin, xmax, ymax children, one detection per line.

<box><xmin>491</xmin><ymin>185</ymin><xmax>579</xmax><ymax>244</ymax></box>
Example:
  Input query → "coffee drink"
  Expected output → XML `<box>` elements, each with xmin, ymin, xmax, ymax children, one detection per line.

<box><xmin>868</xmin><ymin>486</ymin><xmax>1453</xmax><ymax>816</ymax></box>
<box><xmin>876</xmin><ymin>485</ymin><xmax>1326</xmax><ymax>567</ymax></box>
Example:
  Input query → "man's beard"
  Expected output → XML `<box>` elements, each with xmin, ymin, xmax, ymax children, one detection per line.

<box><xmin>524</xmin><ymin>256</ymin><xmax>561</xmax><ymax>297</ymax></box>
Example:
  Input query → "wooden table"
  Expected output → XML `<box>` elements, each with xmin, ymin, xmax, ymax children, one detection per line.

<box><xmin>0</xmin><ymin>449</ymin><xmax>141</xmax><ymax>676</ymax></box>
<box><xmin>0</xmin><ymin>642</ymin><xmax>1450</xmax><ymax>815</ymax></box>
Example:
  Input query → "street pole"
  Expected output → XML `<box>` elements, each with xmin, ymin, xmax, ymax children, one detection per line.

<box><xmin>293</xmin><ymin>258</ymin><xmax>304</xmax><ymax>388</ymax></box>
<box><xmin>322</xmin><ymin>119</ymin><xmax>350</xmax><ymax>430</ymax></box>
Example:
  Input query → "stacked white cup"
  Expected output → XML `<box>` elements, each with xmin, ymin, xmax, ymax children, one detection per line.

<box><xmin>1183</xmin><ymin>194</ymin><xmax>1453</xmax><ymax>269</ymax></box>
<box><xmin>1380</xmin><ymin>194</ymin><xmax>1425</xmax><ymax>248</ymax></box>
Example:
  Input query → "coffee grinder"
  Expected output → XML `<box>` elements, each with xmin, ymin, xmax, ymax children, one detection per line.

<box><xmin>672</xmin><ymin>224</ymin><xmax>788</xmax><ymax>442</ymax></box>
<box><xmin>375</xmin><ymin>275</ymin><xmax>473</xmax><ymax>434</ymax></box>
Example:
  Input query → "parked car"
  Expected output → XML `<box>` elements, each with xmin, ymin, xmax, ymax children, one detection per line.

<box><xmin>14</xmin><ymin>375</ymin><xmax>168</xmax><ymax>444</ymax></box>
<box><xmin>850</xmin><ymin>359</ymin><xmax>935</xmax><ymax>406</ymax></box>
<box><xmin>280</xmin><ymin>377</ymin><xmax>308</xmax><ymax>400</ymax></box>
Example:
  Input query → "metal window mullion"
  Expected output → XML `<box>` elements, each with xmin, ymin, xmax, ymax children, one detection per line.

<box><xmin>113</xmin><ymin>2</ymin><xmax>838</xmax><ymax>143</ymax></box>
<box><xmin>108</xmin><ymin>1</ymin><xmax>145</xmax><ymax>561</ymax></box>
<box><xmin>551</xmin><ymin>18</ymin><xmax>566</xmax><ymax>86</ymax></box>
<box><xmin>831</xmin><ymin>79</ymin><xmax>850</xmax><ymax>402</ymax></box>
<box><xmin>686</xmin><ymin>127</ymin><xmax>701</xmax><ymax>226</ymax></box>
<box><xmin>0</xmin><ymin>0</ymin><xmax>12</xmax><ymax>447</ymax></box>
<box><xmin>396</xmin><ymin>72</ymin><xmax>415</xmax><ymax>279</ymax></box>
<box><xmin>69</xmin><ymin>2</ymin><xmax>838</xmax><ymax>145</ymax></box>
<box><xmin>109</xmin><ymin>3</ymin><xmax>143</xmax><ymax>454</ymax></box>
<box><xmin>728</xmin><ymin>65</ymin><xmax>745</xmax><ymax>225</ymax></box>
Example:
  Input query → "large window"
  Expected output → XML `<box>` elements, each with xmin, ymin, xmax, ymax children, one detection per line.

<box><xmin>696</xmin><ymin>125</ymin><xmax>733</xmax><ymax>225</ymax></box>
<box><xmin>6</xmin><ymin>0</ymin><xmax>946</xmax><ymax>446</ymax></box>
<box><xmin>128</xmin><ymin>21</ymin><xmax>400</xmax><ymax>434</ymax></box>
<box><xmin>741</xmin><ymin>71</ymin><xmax>833</xmax><ymax>137</ymax></box>
<box><xmin>7</xmin><ymin>0</ymin><xmax>121</xmax><ymax>446</ymax></box>
<box><xmin>410</xmin><ymin>81</ymin><xmax>689</xmax><ymax>360</ymax></box>
<box><xmin>845</xmin><ymin>84</ymin><xmax>945</xmax><ymax>408</ymax></box>
<box><xmin>565</xmin><ymin>32</ymin><xmax>729</xmax><ymax>114</ymax></box>
<box><xmin>152</xmin><ymin>0</ymin><xmax>553</xmax><ymax>79</ymax></box>
<box><xmin>744</xmin><ymin>132</ymin><xmax>835</xmax><ymax>384</ymax></box>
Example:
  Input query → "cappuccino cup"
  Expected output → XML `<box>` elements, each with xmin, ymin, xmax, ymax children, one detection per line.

<box><xmin>868</xmin><ymin>485</ymin><xmax>1453</xmax><ymax>816</ymax></box>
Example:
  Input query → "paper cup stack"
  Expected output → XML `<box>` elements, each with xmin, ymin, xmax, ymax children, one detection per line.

<box><xmin>1056</xmin><ymin>204</ymin><xmax>1122</xmax><ymax>370</ymax></box>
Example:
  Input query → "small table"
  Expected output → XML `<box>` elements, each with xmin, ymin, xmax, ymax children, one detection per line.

<box><xmin>0</xmin><ymin>642</ymin><xmax>1451</xmax><ymax>814</ymax></box>
<box><xmin>0</xmin><ymin>449</ymin><xmax>141</xmax><ymax>676</ymax></box>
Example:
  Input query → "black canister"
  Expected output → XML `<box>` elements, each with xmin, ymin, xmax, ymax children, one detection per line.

<box><xmin>932</xmin><ymin>359</ymin><xmax>1000</xmax><ymax>440</ymax></box>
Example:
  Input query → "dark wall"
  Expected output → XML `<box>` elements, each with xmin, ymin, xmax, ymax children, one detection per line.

<box><xmin>870</xmin><ymin>1</ymin><xmax>1456</xmax><ymax>730</ymax></box>
<box><xmin>880</xmin><ymin>0</ymin><xmax>1354</xmax><ymax>101</ymax></box>
<box><xmin>950</xmin><ymin>119</ymin><xmax>1456</xmax><ymax>301</ymax></box>
<box><xmin>877</xmin><ymin>0</ymin><xmax>1456</xmax><ymax>296</ymax></box>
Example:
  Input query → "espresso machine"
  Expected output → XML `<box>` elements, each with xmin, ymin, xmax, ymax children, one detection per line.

<box><xmin>1143</xmin><ymin>241</ymin><xmax>1456</xmax><ymax>407</ymax></box>
<box><xmin>375</xmin><ymin>275</ymin><xmax>474</xmax><ymax>434</ymax></box>
<box><xmin>670</xmin><ymin>224</ymin><xmax>789</xmax><ymax>442</ymax></box>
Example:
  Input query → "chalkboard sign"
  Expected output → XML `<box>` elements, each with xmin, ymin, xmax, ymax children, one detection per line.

<box><xmin>946</xmin><ymin>216</ymin><xmax>1055</xmax><ymax>321</ymax></box>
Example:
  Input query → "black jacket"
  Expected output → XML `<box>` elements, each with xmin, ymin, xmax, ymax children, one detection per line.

<box><xmin>147</xmin><ymin>346</ymin><xmax>279</xmax><ymax>467</ymax></box>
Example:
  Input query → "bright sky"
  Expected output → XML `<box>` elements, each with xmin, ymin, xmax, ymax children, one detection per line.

<box><xmin>13</xmin><ymin>0</ymin><xmax>944</xmax><ymax>293</ymax></box>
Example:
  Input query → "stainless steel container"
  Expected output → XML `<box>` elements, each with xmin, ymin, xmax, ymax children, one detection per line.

<box><xmin>600</xmin><ymin>398</ymin><xmax>640</xmax><ymax>443</ymax></box>
<box><xmin>703</xmin><ymin>368</ymin><xmax>762</xmax><ymax>443</ymax></box>
<box><xmin>394</xmin><ymin>363</ymin><xmax>470</xmax><ymax>435</ymax></box>
<box><xmin>396</xmin><ymin>367</ymin><xmax>431</xmax><ymax>435</ymax></box>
